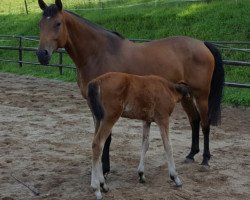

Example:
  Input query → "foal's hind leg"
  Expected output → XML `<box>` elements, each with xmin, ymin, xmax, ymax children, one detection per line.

<box><xmin>93</xmin><ymin>116</ymin><xmax>109</xmax><ymax>190</ymax></box>
<box><xmin>158</xmin><ymin>118</ymin><xmax>182</xmax><ymax>187</ymax></box>
<box><xmin>91</xmin><ymin>118</ymin><xmax>118</xmax><ymax>199</ymax></box>
<box><xmin>181</xmin><ymin>97</ymin><xmax>200</xmax><ymax>162</ymax></box>
<box><xmin>137</xmin><ymin>121</ymin><xmax>151</xmax><ymax>183</ymax></box>
<box><xmin>91</xmin><ymin>104</ymin><xmax>122</xmax><ymax>199</ymax></box>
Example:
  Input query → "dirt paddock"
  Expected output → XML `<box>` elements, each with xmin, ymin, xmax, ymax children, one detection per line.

<box><xmin>0</xmin><ymin>73</ymin><xmax>249</xmax><ymax>200</ymax></box>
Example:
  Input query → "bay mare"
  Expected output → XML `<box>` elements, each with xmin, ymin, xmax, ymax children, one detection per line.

<box><xmin>37</xmin><ymin>0</ymin><xmax>224</xmax><ymax>176</ymax></box>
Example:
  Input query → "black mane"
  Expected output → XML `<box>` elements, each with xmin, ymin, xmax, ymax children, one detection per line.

<box><xmin>65</xmin><ymin>10</ymin><xmax>124</xmax><ymax>39</ymax></box>
<box><xmin>41</xmin><ymin>6</ymin><xmax>124</xmax><ymax>40</ymax></box>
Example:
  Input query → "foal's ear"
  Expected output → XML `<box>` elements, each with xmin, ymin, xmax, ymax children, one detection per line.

<box><xmin>55</xmin><ymin>0</ymin><xmax>63</xmax><ymax>11</ymax></box>
<box><xmin>38</xmin><ymin>0</ymin><xmax>47</xmax><ymax>11</ymax></box>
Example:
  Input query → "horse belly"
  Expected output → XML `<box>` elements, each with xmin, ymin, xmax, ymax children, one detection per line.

<box><xmin>122</xmin><ymin>102</ymin><xmax>155</xmax><ymax>122</ymax></box>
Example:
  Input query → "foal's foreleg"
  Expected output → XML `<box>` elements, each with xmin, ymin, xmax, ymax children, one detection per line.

<box><xmin>159</xmin><ymin>119</ymin><xmax>182</xmax><ymax>187</ymax></box>
<box><xmin>137</xmin><ymin>121</ymin><xmax>151</xmax><ymax>183</ymax></box>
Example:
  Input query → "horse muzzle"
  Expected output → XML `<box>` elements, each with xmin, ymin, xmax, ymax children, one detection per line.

<box><xmin>36</xmin><ymin>49</ymin><xmax>51</xmax><ymax>65</ymax></box>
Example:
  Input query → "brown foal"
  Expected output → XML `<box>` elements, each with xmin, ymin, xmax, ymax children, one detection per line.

<box><xmin>87</xmin><ymin>72</ymin><xmax>189</xmax><ymax>199</ymax></box>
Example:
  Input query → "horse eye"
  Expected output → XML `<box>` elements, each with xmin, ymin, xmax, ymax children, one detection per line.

<box><xmin>55</xmin><ymin>22</ymin><xmax>61</xmax><ymax>28</ymax></box>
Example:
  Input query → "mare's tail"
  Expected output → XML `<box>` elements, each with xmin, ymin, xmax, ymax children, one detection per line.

<box><xmin>204</xmin><ymin>42</ymin><xmax>225</xmax><ymax>126</ymax></box>
<box><xmin>87</xmin><ymin>81</ymin><xmax>104</xmax><ymax>121</ymax></box>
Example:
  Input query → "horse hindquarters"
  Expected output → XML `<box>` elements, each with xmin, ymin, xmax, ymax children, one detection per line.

<box><xmin>194</xmin><ymin>42</ymin><xmax>224</xmax><ymax>167</ymax></box>
<box><xmin>201</xmin><ymin>42</ymin><xmax>224</xmax><ymax>166</ymax></box>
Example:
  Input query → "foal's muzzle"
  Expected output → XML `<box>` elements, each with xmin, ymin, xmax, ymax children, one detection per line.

<box><xmin>36</xmin><ymin>49</ymin><xmax>51</xmax><ymax>65</ymax></box>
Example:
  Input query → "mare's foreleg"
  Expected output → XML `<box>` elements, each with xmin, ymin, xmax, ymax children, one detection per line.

<box><xmin>137</xmin><ymin>121</ymin><xmax>151</xmax><ymax>183</ymax></box>
<box><xmin>181</xmin><ymin>97</ymin><xmax>200</xmax><ymax>162</ymax></box>
<box><xmin>158</xmin><ymin>118</ymin><xmax>182</xmax><ymax>187</ymax></box>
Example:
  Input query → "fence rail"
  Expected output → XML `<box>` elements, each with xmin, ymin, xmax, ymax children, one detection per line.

<box><xmin>0</xmin><ymin>35</ymin><xmax>249</xmax><ymax>88</ymax></box>
<box><xmin>4</xmin><ymin>0</ymin><xmax>208</xmax><ymax>15</ymax></box>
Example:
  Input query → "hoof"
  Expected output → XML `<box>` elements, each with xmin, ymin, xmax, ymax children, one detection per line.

<box><xmin>100</xmin><ymin>183</ymin><xmax>109</xmax><ymax>193</ymax></box>
<box><xmin>94</xmin><ymin>191</ymin><xmax>102</xmax><ymax>200</ymax></box>
<box><xmin>138</xmin><ymin>172</ymin><xmax>145</xmax><ymax>183</ymax></box>
<box><xmin>199</xmin><ymin>164</ymin><xmax>210</xmax><ymax>172</ymax></box>
<box><xmin>184</xmin><ymin>157</ymin><xmax>194</xmax><ymax>163</ymax></box>
<box><xmin>139</xmin><ymin>176</ymin><xmax>145</xmax><ymax>183</ymax></box>
<box><xmin>174</xmin><ymin>177</ymin><xmax>183</xmax><ymax>187</ymax></box>
<box><xmin>171</xmin><ymin>175</ymin><xmax>182</xmax><ymax>187</ymax></box>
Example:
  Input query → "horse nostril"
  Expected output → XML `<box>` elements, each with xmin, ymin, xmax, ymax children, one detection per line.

<box><xmin>44</xmin><ymin>49</ymin><xmax>48</xmax><ymax>55</ymax></box>
<box><xmin>36</xmin><ymin>49</ymin><xmax>49</xmax><ymax>56</ymax></box>
<box><xmin>36</xmin><ymin>49</ymin><xmax>51</xmax><ymax>65</ymax></box>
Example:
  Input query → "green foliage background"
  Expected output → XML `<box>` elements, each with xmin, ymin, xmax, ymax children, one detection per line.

<box><xmin>0</xmin><ymin>0</ymin><xmax>249</xmax><ymax>106</ymax></box>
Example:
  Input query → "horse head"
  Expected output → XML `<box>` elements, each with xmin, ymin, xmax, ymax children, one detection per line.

<box><xmin>37</xmin><ymin>0</ymin><xmax>68</xmax><ymax>65</ymax></box>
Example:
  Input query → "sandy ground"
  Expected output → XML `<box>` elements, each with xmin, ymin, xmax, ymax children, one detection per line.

<box><xmin>0</xmin><ymin>73</ymin><xmax>249</xmax><ymax>200</ymax></box>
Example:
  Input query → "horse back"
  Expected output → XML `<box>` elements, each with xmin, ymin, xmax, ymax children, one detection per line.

<box><xmin>122</xmin><ymin>36</ymin><xmax>215</xmax><ymax>91</ymax></box>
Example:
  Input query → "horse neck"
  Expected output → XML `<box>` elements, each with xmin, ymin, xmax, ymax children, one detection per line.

<box><xmin>63</xmin><ymin>11</ymin><xmax>122</xmax><ymax>73</ymax></box>
<box><xmin>63</xmin><ymin>12</ymin><xmax>99</xmax><ymax>64</ymax></box>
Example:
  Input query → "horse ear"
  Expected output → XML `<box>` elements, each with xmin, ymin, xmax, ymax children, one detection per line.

<box><xmin>38</xmin><ymin>0</ymin><xmax>47</xmax><ymax>10</ymax></box>
<box><xmin>55</xmin><ymin>0</ymin><xmax>63</xmax><ymax>11</ymax></box>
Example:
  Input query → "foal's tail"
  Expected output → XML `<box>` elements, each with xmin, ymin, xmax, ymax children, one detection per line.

<box><xmin>175</xmin><ymin>83</ymin><xmax>190</xmax><ymax>98</ymax></box>
<box><xmin>204</xmin><ymin>42</ymin><xmax>225</xmax><ymax>126</ymax></box>
<box><xmin>87</xmin><ymin>81</ymin><xmax>104</xmax><ymax>121</ymax></box>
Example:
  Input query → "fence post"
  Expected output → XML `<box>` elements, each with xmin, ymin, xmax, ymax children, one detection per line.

<box><xmin>59</xmin><ymin>51</ymin><xmax>63</xmax><ymax>75</ymax></box>
<box><xmin>24</xmin><ymin>0</ymin><xmax>29</xmax><ymax>14</ymax></box>
<box><xmin>99</xmin><ymin>0</ymin><xmax>104</xmax><ymax>10</ymax></box>
<box><xmin>19</xmin><ymin>37</ymin><xmax>23</xmax><ymax>67</ymax></box>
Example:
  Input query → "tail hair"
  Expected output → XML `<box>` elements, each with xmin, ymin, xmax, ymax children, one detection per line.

<box><xmin>87</xmin><ymin>81</ymin><xmax>104</xmax><ymax>121</ymax></box>
<box><xmin>204</xmin><ymin>42</ymin><xmax>225</xmax><ymax>126</ymax></box>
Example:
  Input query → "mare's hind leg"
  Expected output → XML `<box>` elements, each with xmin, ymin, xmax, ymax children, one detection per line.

<box><xmin>158</xmin><ymin>118</ymin><xmax>182</xmax><ymax>187</ymax></box>
<box><xmin>137</xmin><ymin>121</ymin><xmax>151</xmax><ymax>183</ymax></box>
<box><xmin>196</xmin><ymin>97</ymin><xmax>211</xmax><ymax>169</ymax></box>
<box><xmin>181</xmin><ymin>97</ymin><xmax>200</xmax><ymax>162</ymax></box>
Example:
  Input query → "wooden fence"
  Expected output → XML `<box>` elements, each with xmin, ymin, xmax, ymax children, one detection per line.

<box><xmin>0</xmin><ymin>35</ymin><xmax>249</xmax><ymax>88</ymax></box>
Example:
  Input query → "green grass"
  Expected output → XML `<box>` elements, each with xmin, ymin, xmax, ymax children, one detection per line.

<box><xmin>0</xmin><ymin>0</ymin><xmax>249</xmax><ymax>106</ymax></box>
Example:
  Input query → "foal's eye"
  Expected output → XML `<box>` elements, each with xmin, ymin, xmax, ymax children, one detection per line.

<box><xmin>55</xmin><ymin>22</ymin><xmax>61</xmax><ymax>28</ymax></box>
